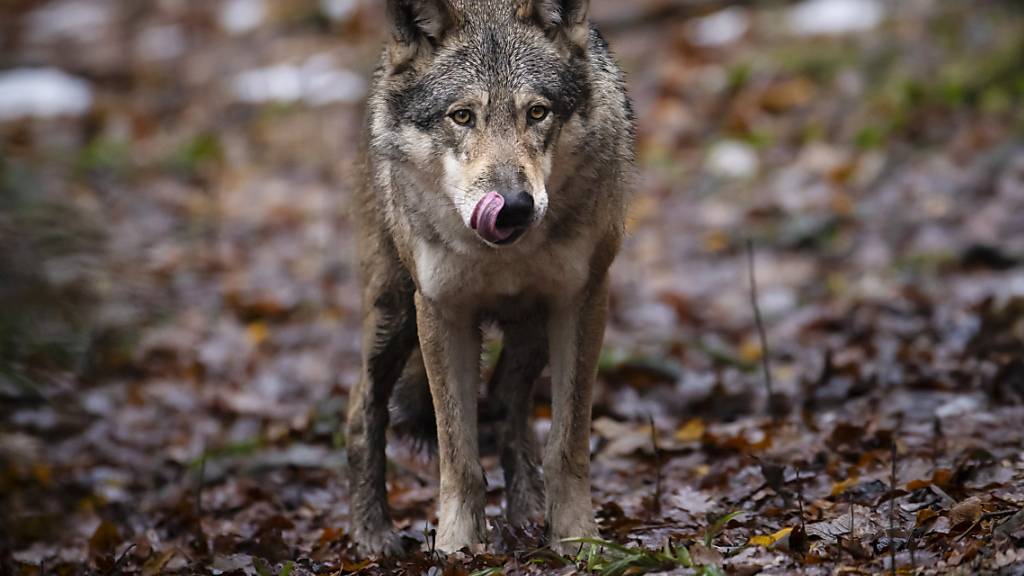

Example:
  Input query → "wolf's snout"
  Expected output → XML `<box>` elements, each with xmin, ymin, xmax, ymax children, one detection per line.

<box><xmin>495</xmin><ymin>191</ymin><xmax>534</xmax><ymax>229</ymax></box>
<box><xmin>470</xmin><ymin>191</ymin><xmax>535</xmax><ymax>245</ymax></box>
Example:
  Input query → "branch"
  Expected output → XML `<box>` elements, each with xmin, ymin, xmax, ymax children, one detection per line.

<box><xmin>746</xmin><ymin>239</ymin><xmax>778</xmax><ymax>419</ymax></box>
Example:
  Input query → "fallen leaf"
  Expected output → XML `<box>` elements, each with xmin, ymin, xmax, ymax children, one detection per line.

<box><xmin>668</xmin><ymin>485</ymin><xmax>716</xmax><ymax>516</ymax></box>
<box><xmin>142</xmin><ymin>548</ymin><xmax>178</xmax><ymax>576</ymax></box>
<box><xmin>994</xmin><ymin>509</ymin><xmax>1024</xmax><ymax>540</ymax></box>
<box><xmin>831</xmin><ymin>477</ymin><xmax>860</xmax><ymax>497</ymax></box>
<box><xmin>674</xmin><ymin>418</ymin><xmax>705</xmax><ymax>442</ymax></box>
<box><xmin>949</xmin><ymin>496</ymin><xmax>983</xmax><ymax>527</ymax></box>
<box><xmin>88</xmin><ymin>520</ymin><xmax>120</xmax><ymax>560</ymax></box>
<box><xmin>747</xmin><ymin>526</ymin><xmax>792</xmax><ymax>547</ymax></box>
<box><xmin>689</xmin><ymin>542</ymin><xmax>724</xmax><ymax>566</ymax></box>
<box><xmin>246</xmin><ymin>321</ymin><xmax>270</xmax><ymax>345</ymax></box>
<box><xmin>915</xmin><ymin>508</ymin><xmax>939</xmax><ymax>527</ymax></box>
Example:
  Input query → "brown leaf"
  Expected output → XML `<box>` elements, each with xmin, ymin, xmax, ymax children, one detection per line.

<box><xmin>949</xmin><ymin>496</ymin><xmax>984</xmax><ymax>528</ymax></box>
<box><xmin>947</xmin><ymin>540</ymin><xmax>981</xmax><ymax>566</ymax></box>
<box><xmin>994</xmin><ymin>509</ymin><xmax>1024</xmax><ymax>541</ymax></box>
<box><xmin>142</xmin><ymin>548</ymin><xmax>179</xmax><ymax>576</ymax></box>
<box><xmin>915</xmin><ymin>508</ymin><xmax>939</xmax><ymax>528</ymax></box>
<box><xmin>88</xmin><ymin>520</ymin><xmax>121</xmax><ymax>561</ymax></box>
<box><xmin>830</xmin><ymin>477</ymin><xmax>860</xmax><ymax>497</ymax></box>
<box><xmin>760</xmin><ymin>77</ymin><xmax>817</xmax><ymax>113</ymax></box>
<box><xmin>929</xmin><ymin>515</ymin><xmax>951</xmax><ymax>535</ymax></box>
<box><xmin>674</xmin><ymin>418</ymin><xmax>705</xmax><ymax>442</ymax></box>
<box><xmin>789</xmin><ymin>524</ymin><xmax>808</xmax><ymax>554</ymax></box>
<box><xmin>827</xmin><ymin>423</ymin><xmax>866</xmax><ymax>452</ymax></box>
<box><xmin>689</xmin><ymin>542</ymin><xmax>724</xmax><ymax>566</ymax></box>
<box><xmin>443</xmin><ymin>559</ymin><xmax>469</xmax><ymax>576</ymax></box>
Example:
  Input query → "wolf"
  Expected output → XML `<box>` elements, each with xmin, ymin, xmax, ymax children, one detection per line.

<box><xmin>345</xmin><ymin>0</ymin><xmax>634</xmax><ymax>556</ymax></box>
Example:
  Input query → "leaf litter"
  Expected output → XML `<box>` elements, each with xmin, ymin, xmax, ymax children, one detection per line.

<box><xmin>2</xmin><ymin>0</ymin><xmax>1024</xmax><ymax>575</ymax></box>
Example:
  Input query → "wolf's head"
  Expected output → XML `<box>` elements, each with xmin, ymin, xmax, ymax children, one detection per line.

<box><xmin>374</xmin><ymin>0</ymin><xmax>595</xmax><ymax>248</ymax></box>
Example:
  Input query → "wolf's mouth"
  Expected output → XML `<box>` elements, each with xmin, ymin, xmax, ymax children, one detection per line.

<box><xmin>470</xmin><ymin>191</ymin><xmax>528</xmax><ymax>245</ymax></box>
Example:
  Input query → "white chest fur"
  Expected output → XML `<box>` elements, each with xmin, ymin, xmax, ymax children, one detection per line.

<box><xmin>413</xmin><ymin>233</ymin><xmax>593</xmax><ymax>308</ymax></box>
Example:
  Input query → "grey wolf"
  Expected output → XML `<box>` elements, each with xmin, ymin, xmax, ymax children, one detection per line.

<box><xmin>345</xmin><ymin>0</ymin><xmax>634</xmax><ymax>556</ymax></box>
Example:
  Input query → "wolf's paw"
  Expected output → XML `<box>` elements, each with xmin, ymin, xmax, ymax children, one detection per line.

<box><xmin>435</xmin><ymin>531</ymin><xmax>486</xmax><ymax>555</ymax></box>
<box><xmin>506</xmin><ymin>478</ymin><xmax>545</xmax><ymax>528</ymax></box>
<box><xmin>435</xmin><ymin>513</ymin><xmax>487</xmax><ymax>554</ymax></box>
<box><xmin>548</xmin><ymin>515</ymin><xmax>599</xmax><ymax>556</ymax></box>
<box><xmin>355</xmin><ymin>526</ymin><xmax>406</xmax><ymax>557</ymax></box>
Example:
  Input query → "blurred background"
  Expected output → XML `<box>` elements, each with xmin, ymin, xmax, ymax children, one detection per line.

<box><xmin>2</xmin><ymin>0</ymin><xmax>1023</xmax><ymax>574</ymax></box>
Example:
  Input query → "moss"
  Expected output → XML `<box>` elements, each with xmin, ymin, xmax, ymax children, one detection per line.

<box><xmin>75</xmin><ymin>136</ymin><xmax>133</xmax><ymax>178</ymax></box>
<box><xmin>167</xmin><ymin>132</ymin><xmax>224</xmax><ymax>177</ymax></box>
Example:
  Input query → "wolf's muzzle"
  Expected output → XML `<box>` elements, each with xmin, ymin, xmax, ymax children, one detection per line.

<box><xmin>470</xmin><ymin>191</ymin><xmax>535</xmax><ymax>245</ymax></box>
<box><xmin>496</xmin><ymin>191</ymin><xmax>534</xmax><ymax>229</ymax></box>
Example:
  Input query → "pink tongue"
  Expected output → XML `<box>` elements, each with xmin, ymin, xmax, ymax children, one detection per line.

<box><xmin>470</xmin><ymin>191</ymin><xmax>513</xmax><ymax>243</ymax></box>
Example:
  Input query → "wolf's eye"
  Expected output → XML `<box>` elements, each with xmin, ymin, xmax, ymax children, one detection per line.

<box><xmin>528</xmin><ymin>105</ymin><xmax>549</xmax><ymax>122</ymax></box>
<box><xmin>449</xmin><ymin>109</ymin><xmax>475</xmax><ymax>127</ymax></box>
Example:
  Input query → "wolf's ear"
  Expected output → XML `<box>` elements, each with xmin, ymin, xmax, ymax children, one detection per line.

<box><xmin>519</xmin><ymin>0</ymin><xmax>590</xmax><ymax>50</ymax></box>
<box><xmin>386</xmin><ymin>0</ymin><xmax>460</xmax><ymax>70</ymax></box>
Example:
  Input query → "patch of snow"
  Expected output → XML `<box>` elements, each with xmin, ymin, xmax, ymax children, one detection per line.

<box><xmin>302</xmin><ymin>54</ymin><xmax>367</xmax><ymax>105</ymax></box>
<box><xmin>232</xmin><ymin>54</ymin><xmax>367</xmax><ymax>106</ymax></box>
<box><xmin>0</xmin><ymin>68</ymin><xmax>94</xmax><ymax>121</ymax></box>
<box><xmin>937</xmin><ymin>395</ymin><xmax>982</xmax><ymax>418</ymax></box>
<box><xmin>788</xmin><ymin>0</ymin><xmax>884</xmax><ymax>36</ymax></box>
<box><xmin>234</xmin><ymin>64</ymin><xmax>303</xmax><ymax>103</ymax></box>
<box><xmin>761</xmin><ymin>287</ymin><xmax>797</xmax><ymax>316</ymax></box>
<box><xmin>136</xmin><ymin>24</ymin><xmax>186</xmax><ymax>62</ymax></box>
<box><xmin>706</xmin><ymin>140</ymin><xmax>759</xmax><ymax>179</ymax></box>
<box><xmin>687</xmin><ymin>7</ymin><xmax>749</xmax><ymax>47</ymax></box>
<box><xmin>320</xmin><ymin>0</ymin><xmax>359</xmax><ymax>22</ymax></box>
<box><xmin>26</xmin><ymin>0</ymin><xmax>113</xmax><ymax>44</ymax></box>
<box><xmin>219</xmin><ymin>0</ymin><xmax>266</xmax><ymax>35</ymax></box>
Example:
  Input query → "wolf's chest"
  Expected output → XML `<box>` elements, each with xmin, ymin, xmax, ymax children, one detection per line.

<box><xmin>412</xmin><ymin>237</ymin><xmax>592</xmax><ymax>307</ymax></box>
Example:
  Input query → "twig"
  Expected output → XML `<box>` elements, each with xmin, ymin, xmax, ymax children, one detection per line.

<box><xmin>889</xmin><ymin>441</ymin><xmax>898</xmax><ymax>575</ymax></box>
<box><xmin>909</xmin><ymin>533</ymin><xmax>917</xmax><ymax>573</ymax></box>
<box><xmin>427</xmin><ymin>527</ymin><xmax>438</xmax><ymax>560</ymax></box>
<box><xmin>981</xmin><ymin>509</ymin><xmax>1022</xmax><ymax>521</ymax></box>
<box><xmin>931</xmin><ymin>417</ymin><xmax>943</xmax><ymax>465</ymax></box>
<box><xmin>849</xmin><ymin>494</ymin><xmax>855</xmax><ymax>543</ymax></box>
<box><xmin>790</xmin><ymin>462</ymin><xmax>808</xmax><ymax>557</ymax></box>
<box><xmin>746</xmin><ymin>239</ymin><xmax>777</xmax><ymax>419</ymax></box>
<box><xmin>835</xmin><ymin>534</ymin><xmax>842</xmax><ymax>566</ymax></box>
<box><xmin>955</xmin><ymin>519</ymin><xmax>983</xmax><ymax>543</ymax></box>
<box><xmin>106</xmin><ymin>543</ymin><xmax>137</xmax><ymax>576</ymax></box>
<box><xmin>194</xmin><ymin>449</ymin><xmax>207</xmax><ymax>550</ymax></box>
<box><xmin>796</xmin><ymin>464</ymin><xmax>806</xmax><ymax>533</ymax></box>
<box><xmin>649</xmin><ymin>414</ymin><xmax>663</xmax><ymax>516</ymax></box>
<box><xmin>195</xmin><ymin>452</ymin><xmax>206</xmax><ymax>520</ymax></box>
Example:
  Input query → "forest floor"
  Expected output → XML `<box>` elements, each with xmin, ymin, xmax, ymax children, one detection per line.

<box><xmin>2</xmin><ymin>0</ymin><xmax>1024</xmax><ymax>574</ymax></box>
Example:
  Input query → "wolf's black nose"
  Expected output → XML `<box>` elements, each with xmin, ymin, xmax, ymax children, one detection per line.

<box><xmin>496</xmin><ymin>192</ymin><xmax>534</xmax><ymax>229</ymax></box>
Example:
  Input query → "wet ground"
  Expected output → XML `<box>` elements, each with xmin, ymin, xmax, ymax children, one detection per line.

<box><xmin>1</xmin><ymin>0</ymin><xmax>1024</xmax><ymax>574</ymax></box>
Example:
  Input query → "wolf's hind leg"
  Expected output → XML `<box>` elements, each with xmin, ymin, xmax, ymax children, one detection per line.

<box><xmin>346</xmin><ymin>279</ymin><xmax>417</xmax><ymax>556</ymax></box>
<box><xmin>389</xmin><ymin>347</ymin><xmax>437</xmax><ymax>446</ymax></box>
<box><xmin>489</xmin><ymin>318</ymin><xmax>548</xmax><ymax>528</ymax></box>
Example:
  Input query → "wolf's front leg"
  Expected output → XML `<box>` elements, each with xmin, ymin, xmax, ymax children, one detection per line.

<box><xmin>415</xmin><ymin>292</ymin><xmax>487</xmax><ymax>553</ymax></box>
<box><xmin>545</xmin><ymin>279</ymin><xmax>608</xmax><ymax>554</ymax></box>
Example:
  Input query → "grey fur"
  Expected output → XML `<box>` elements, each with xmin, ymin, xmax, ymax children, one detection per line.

<box><xmin>347</xmin><ymin>0</ymin><xmax>634</xmax><ymax>556</ymax></box>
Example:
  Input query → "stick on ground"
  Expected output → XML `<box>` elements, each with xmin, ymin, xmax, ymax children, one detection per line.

<box><xmin>890</xmin><ymin>440</ymin><xmax>898</xmax><ymax>575</ymax></box>
<box><xmin>746</xmin><ymin>239</ymin><xmax>777</xmax><ymax>419</ymax></box>
<box><xmin>649</xmin><ymin>414</ymin><xmax>663</xmax><ymax>516</ymax></box>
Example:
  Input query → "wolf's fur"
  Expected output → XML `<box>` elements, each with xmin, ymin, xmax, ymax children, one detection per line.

<box><xmin>346</xmin><ymin>0</ymin><xmax>634</xmax><ymax>556</ymax></box>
